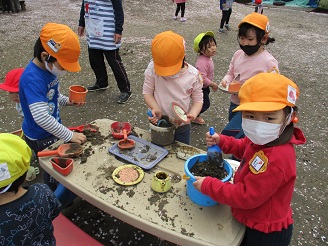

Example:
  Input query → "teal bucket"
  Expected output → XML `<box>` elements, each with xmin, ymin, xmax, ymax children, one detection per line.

<box><xmin>184</xmin><ymin>154</ymin><xmax>233</xmax><ymax>206</ymax></box>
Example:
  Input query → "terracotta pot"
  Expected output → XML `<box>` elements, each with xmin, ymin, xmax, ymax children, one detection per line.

<box><xmin>69</xmin><ymin>85</ymin><xmax>88</xmax><ymax>103</ymax></box>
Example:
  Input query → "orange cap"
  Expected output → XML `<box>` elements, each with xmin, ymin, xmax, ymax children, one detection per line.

<box><xmin>238</xmin><ymin>12</ymin><xmax>270</xmax><ymax>33</ymax></box>
<box><xmin>233</xmin><ymin>73</ymin><xmax>299</xmax><ymax>112</ymax></box>
<box><xmin>40</xmin><ymin>23</ymin><xmax>81</xmax><ymax>72</ymax></box>
<box><xmin>0</xmin><ymin>68</ymin><xmax>24</xmax><ymax>92</ymax></box>
<box><xmin>151</xmin><ymin>31</ymin><xmax>185</xmax><ymax>76</ymax></box>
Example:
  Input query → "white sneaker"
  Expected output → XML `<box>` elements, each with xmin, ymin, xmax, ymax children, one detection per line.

<box><xmin>180</xmin><ymin>17</ymin><xmax>187</xmax><ymax>22</ymax></box>
<box><xmin>225</xmin><ymin>24</ymin><xmax>230</xmax><ymax>31</ymax></box>
<box><xmin>219</xmin><ymin>28</ymin><xmax>225</xmax><ymax>33</ymax></box>
<box><xmin>173</xmin><ymin>16</ymin><xmax>177</xmax><ymax>20</ymax></box>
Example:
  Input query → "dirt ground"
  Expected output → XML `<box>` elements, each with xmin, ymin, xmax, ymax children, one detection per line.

<box><xmin>0</xmin><ymin>0</ymin><xmax>327</xmax><ymax>245</ymax></box>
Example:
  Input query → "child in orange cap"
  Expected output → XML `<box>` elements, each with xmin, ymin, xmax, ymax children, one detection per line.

<box><xmin>219</xmin><ymin>12</ymin><xmax>278</xmax><ymax>147</ymax></box>
<box><xmin>194</xmin><ymin>73</ymin><xmax>306</xmax><ymax>246</ymax></box>
<box><xmin>19</xmin><ymin>23</ymin><xmax>86</xmax><ymax>207</ymax></box>
<box><xmin>0</xmin><ymin>68</ymin><xmax>24</xmax><ymax>117</ymax></box>
<box><xmin>143</xmin><ymin>31</ymin><xmax>203</xmax><ymax>144</ymax></box>
<box><xmin>0</xmin><ymin>133</ymin><xmax>61</xmax><ymax>244</ymax></box>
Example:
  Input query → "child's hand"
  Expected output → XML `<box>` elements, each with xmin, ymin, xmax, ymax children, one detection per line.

<box><xmin>70</xmin><ymin>132</ymin><xmax>87</xmax><ymax>144</ymax></box>
<box><xmin>206</xmin><ymin>130</ymin><xmax>220</xmax><ymax>146</ymax></box>
<box><xmin>219</xmin><ymin>80</ymin><xmax>227</xmax><ymax>88</ymax></box>
<box><xmin>148</xmin><ymin>108</ymin><xmax>162</xmax><ymax>125</ymax></box>
<box><xmin>193</xmin><ymin>176</ymin><xmax>206</xmax><ymax>191</ymax></box>
<box><xmin>211</xmin><ymin>82</ymin><xmax>219</xmax><ymax>92</ymax></box>
<box><xmin>186</xmin><ymin>113</ymin><xmax>196</xmax><ymax>124</ymax></box>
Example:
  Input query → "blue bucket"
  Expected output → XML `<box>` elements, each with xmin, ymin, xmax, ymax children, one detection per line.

<box><xmin>184</xmin><ymin>154</ymin><xmax>233</xmax><ymax>206</ymax></box>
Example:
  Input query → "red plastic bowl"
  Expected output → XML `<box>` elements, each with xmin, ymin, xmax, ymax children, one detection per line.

<box><xmin>50</xmin><ymin>157</ymin><xmax>74</xmax><ymax>176</ymax></box>
<box><xmin>111</xmin><ymin>122</ymin><xmax>132</xmax><ymax>139</ymax></box>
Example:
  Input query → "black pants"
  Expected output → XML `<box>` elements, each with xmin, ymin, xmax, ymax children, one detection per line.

<box><xmin>175</xmin><ymin>2</ymin><xmax>185</xmax><ymax>17</ymax></box>
<box><xmin>88</xmin><ymin>47</ymin><xmax>131</xmax><ymax>93</ymax></box>
<box><xmin>199</xmin><ymin>87</ymin><xmax>210</xmax><ymax>115</ymax></box>
<box><xmin>220</xmin><ymin>8</ymin><xmax>232</xmax><ymax>29</ymax></box>
<box><xmin>240</xmin><ymin>224</ymin><xmax>293</xmax><ymax>246</ymax></box>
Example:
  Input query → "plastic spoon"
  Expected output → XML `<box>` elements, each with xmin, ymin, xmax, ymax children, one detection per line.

<box><xmin>68</xmin><ymin>124</ymin><xmax>99</xmax><ymax>132</ymax></box>
<box><xmin>37</xmin><ymin>143</ymin><xmax>83</xmax><ymax>158</ymax></box>
<box><xmin>118</xmin><ymin>129</ymin><xmax>135</xmax><ymax>150</ymax></box>
<box><xmin>207</xmin><ymin>127</ymin><xmax>224</xmax><ymax>168</ymax></box>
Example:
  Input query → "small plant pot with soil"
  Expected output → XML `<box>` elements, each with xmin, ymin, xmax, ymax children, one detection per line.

<box><xmin>184</xmin><ymin>154</ymin><xmax>232</xmax><ymax>206</ymax></box>
<box><xmin>50</xmin><ymin>157</ymin><xmax>74</xmax><ymax>176</ymax></box>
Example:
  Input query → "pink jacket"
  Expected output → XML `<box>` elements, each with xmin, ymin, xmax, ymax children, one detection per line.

<box><xmin>143</xmin><ymin>61</ymin><xmax>203</xmax><ymax>121</ymax></box>
<box><xmin>174</xmin><ymin>0</ymin><xmax>187</xmax><ymax>3</ymax></box>
<box><xmin>223</xmin><ymin>49</ymin><xmax>278</xmax><ymax>105</ymax></box>
<box><xmin>195</xmin><ymin>55</ymin><xmax>215</xmax><ymax>88</ymax></box>
<box><xmin>201</xmin><ymin>128</ymin><xmax>306</xmax><ymax>233</ymax></box>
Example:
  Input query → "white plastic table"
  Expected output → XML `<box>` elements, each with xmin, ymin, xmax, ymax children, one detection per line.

<box><xmin>39</xmin><ymin>119</ymin><xmax>245</xmax><ymax>246</ymax></box>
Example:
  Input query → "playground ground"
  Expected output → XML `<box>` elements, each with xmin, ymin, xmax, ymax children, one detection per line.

<box><xmin>0</xmin><ymin>0</ymin><xmax>327</xmax><ymax>245</ymax></box>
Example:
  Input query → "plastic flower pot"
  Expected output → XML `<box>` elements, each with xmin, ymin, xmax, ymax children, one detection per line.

<box><xmin>184</xmin><ymin>154</ymin><xmax>233</xmax><ymax>206</ymax></box>
<box><xmin>110</xmin><ymin>121</ymin><xmax>132</xmax><ymax>139</ymax></box>
<box><xmin>69</xmin><ymin>85</ymin><xmax>88</xmax><ymax>103</ymax></box>
<box><xmin>50</xmin><ymin>157</ymin><xmax>74</xmax><ymax>176</ymax></box>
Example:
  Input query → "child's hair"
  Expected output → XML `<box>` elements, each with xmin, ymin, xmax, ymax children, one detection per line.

<box><xmin>198</xmin><ymin>35</ymin><xmax>217</xmax><ymax>54</ymax></box>
<box><xmin>238</xmin><ymin>23</ymin><xmax>275</xmax><ymax>45</ymax></box>
<box><xmin>0</xmin><ymin>173</ymin><xmax>27</xmax><ymax>194</ymax></box>
<box><xmin>34</xmin><ymin>38</ymin><xmax>58</xmax><ymax>64</ymax></box>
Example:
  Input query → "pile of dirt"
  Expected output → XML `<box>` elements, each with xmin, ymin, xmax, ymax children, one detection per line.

<box><xmin>190</xmin><ymin>160</ymin><xmax>228</xmax><ymax>180</ymax></box>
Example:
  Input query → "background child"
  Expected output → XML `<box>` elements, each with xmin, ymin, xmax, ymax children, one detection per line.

<box><xmin>219</xmin><ymin>0</ymin><xmax>234</xmax><ymax>33</ymax></box>
<box><xmin>255</xmin><ymin>0</ymin><xmax>264</xmax><ymax>14</ymax></box>
<box><xmin>173</xmin><ymin>0</ymin><xmax>187</xmax><ymax>22</ymax></box>
<box><xmin>143</xmin><ymin>31</ymin><xmax>203</xmax><ymax>144</ymax></box>
<box><xmin>0</xmin><ymin>133</ymin><xmax>61</xmax><ymax>245</ymax></box>
<box><xmin>19</xmin><ymin>22</ymin><xmax>87</xmax><ymax>207</ymax></box>
<box><xmin>194</xmin><ymin>73</ymin><xmax>306</xmax><ymax>246</ymax></box>
<box><xmin>193</xmin><ymin>31</ymin><xmax>219</xmax><ymax>125</ymax></box>
<box><xmin>220</xmin><ymin>12</ymin><xmax>278</xmax><ymax>141</ymax></box>
<box><xmin>0</xmin><ymin>68</ymin><xmax>24</xmax><ymax>117</ymax></box>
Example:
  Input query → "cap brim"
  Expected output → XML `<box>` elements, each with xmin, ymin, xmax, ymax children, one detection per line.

<box><xmin>233</xmin><ymin>102</ymin><xmax>286</xmax><ymax>112</ymax></box>
<box><xmin>153</xmin><ymin>62</ymin><xmax>182</xmax><ymax>77</ymax></box>
<box><xmin>0</xmin><ymin>84</ymin><xmax>19</xmax><ymax>93</ymax></box>
<box><xmin>57</xmin><ymin>60</ymin><xmax>81</xmax><ymax>72</ymax></box>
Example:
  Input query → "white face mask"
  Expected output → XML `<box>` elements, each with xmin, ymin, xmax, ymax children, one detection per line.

<box><xmin>242</xmin><ymin>118</ymin><xmax>282</xmax><ymax>145</ymax></box>
<box><xmin>45</xmin><ymin>62</ymin><xmax>67</xmax><ymax>77</ymax></box>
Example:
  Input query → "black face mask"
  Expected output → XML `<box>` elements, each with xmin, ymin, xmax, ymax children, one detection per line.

<box><xmin>239</xmin><ymin>43</ymin><xmax>261</xmax><ymax>56</ymax></box>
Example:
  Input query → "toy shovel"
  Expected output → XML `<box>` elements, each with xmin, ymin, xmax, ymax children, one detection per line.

<box><xmin>207</xmin><ymin>127</ymin><xmax>224</xmax><ymax>168</ymax></box>
<box><xmin>147</xmin><ymin>109</ymin><xmax>170</xmax><ymax>127</ymax></box>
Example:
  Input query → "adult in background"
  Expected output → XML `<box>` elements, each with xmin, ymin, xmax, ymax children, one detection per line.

<box><xmin>78</xmin><ymin>0</ymin><xmax>132</xmax><ymax>104</ymax></box>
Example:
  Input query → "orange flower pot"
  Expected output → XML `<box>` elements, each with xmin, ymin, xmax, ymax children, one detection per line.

<box><xmin>69</xmin><ymin>85</ymin><xmax>88</xmax><ymax>103</ymax></box>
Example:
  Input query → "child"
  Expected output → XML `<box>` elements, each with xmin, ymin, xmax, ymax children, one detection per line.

<box><xmin>194</xmin><ymin>73</ymin><xmax>306</xmax><ymax>246</ymax></box>
<box><xmin>219</xmin><ymin>0</ymin><xmax>234</xmax><ymax>33</ymax></box>
<box><xmin>193</xmin><ymin>31</ymin><xmax>219</xmax><ymax>125</ymax></box>
<box><xmin>173</xmin><ymin>0</ymin><xmax>187</xmax><ymax>22</ymax></box>
<box><xmin>220</xmin><ymin>12</ymin><xmax>278</xmax><ymax>141</ymax></box>
<box><xmin>19</xmin><ymin>23</ymin><xmax>87</xmax><ymax>206</ymax></box>
<box><xmin>143</xmin><ymin>31</ymin><xmax>203</xmax><ymax>144</ymax></box>
<box><xmin>0</xmin><ymin>68</ymin><xmax>24</xmax><ymax>117</ymax></box>
<box><xmin>0</xmin><ymin>133</ymin><xmax>61</xmax><ymax>245</ymax></box>
<box><xmin>255</xmin><ymin>0</ymin><xmax>264</xmax><ymax>14</ymax></box>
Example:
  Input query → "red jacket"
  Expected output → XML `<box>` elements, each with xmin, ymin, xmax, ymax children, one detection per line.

<box><xmin>201</xmin><ymin>128</ymin><xmax>306</xmax><ymax>233</ymax></box>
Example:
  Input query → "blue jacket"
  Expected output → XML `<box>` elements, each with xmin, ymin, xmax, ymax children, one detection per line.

<box><xmin>220</xmin><ymin>0</ymin><xmax>233</xmax><ymax>10</ymax></box>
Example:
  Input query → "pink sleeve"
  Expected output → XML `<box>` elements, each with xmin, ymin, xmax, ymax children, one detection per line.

<box><xmin>191</xmin><ymin>71</ymin><xmax>204</xmax><ymax>103</ymax></box>
<box><xmin>195</xmin><ymin>57</ymin><xmax>211</xmax><ymax>88</ymax></box>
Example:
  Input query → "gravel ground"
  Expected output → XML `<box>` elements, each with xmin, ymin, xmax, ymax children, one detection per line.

<box><xmin>0</xmin><ymin>0</ymin><xmax>327</xmax><ymax>245</ymax></box>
